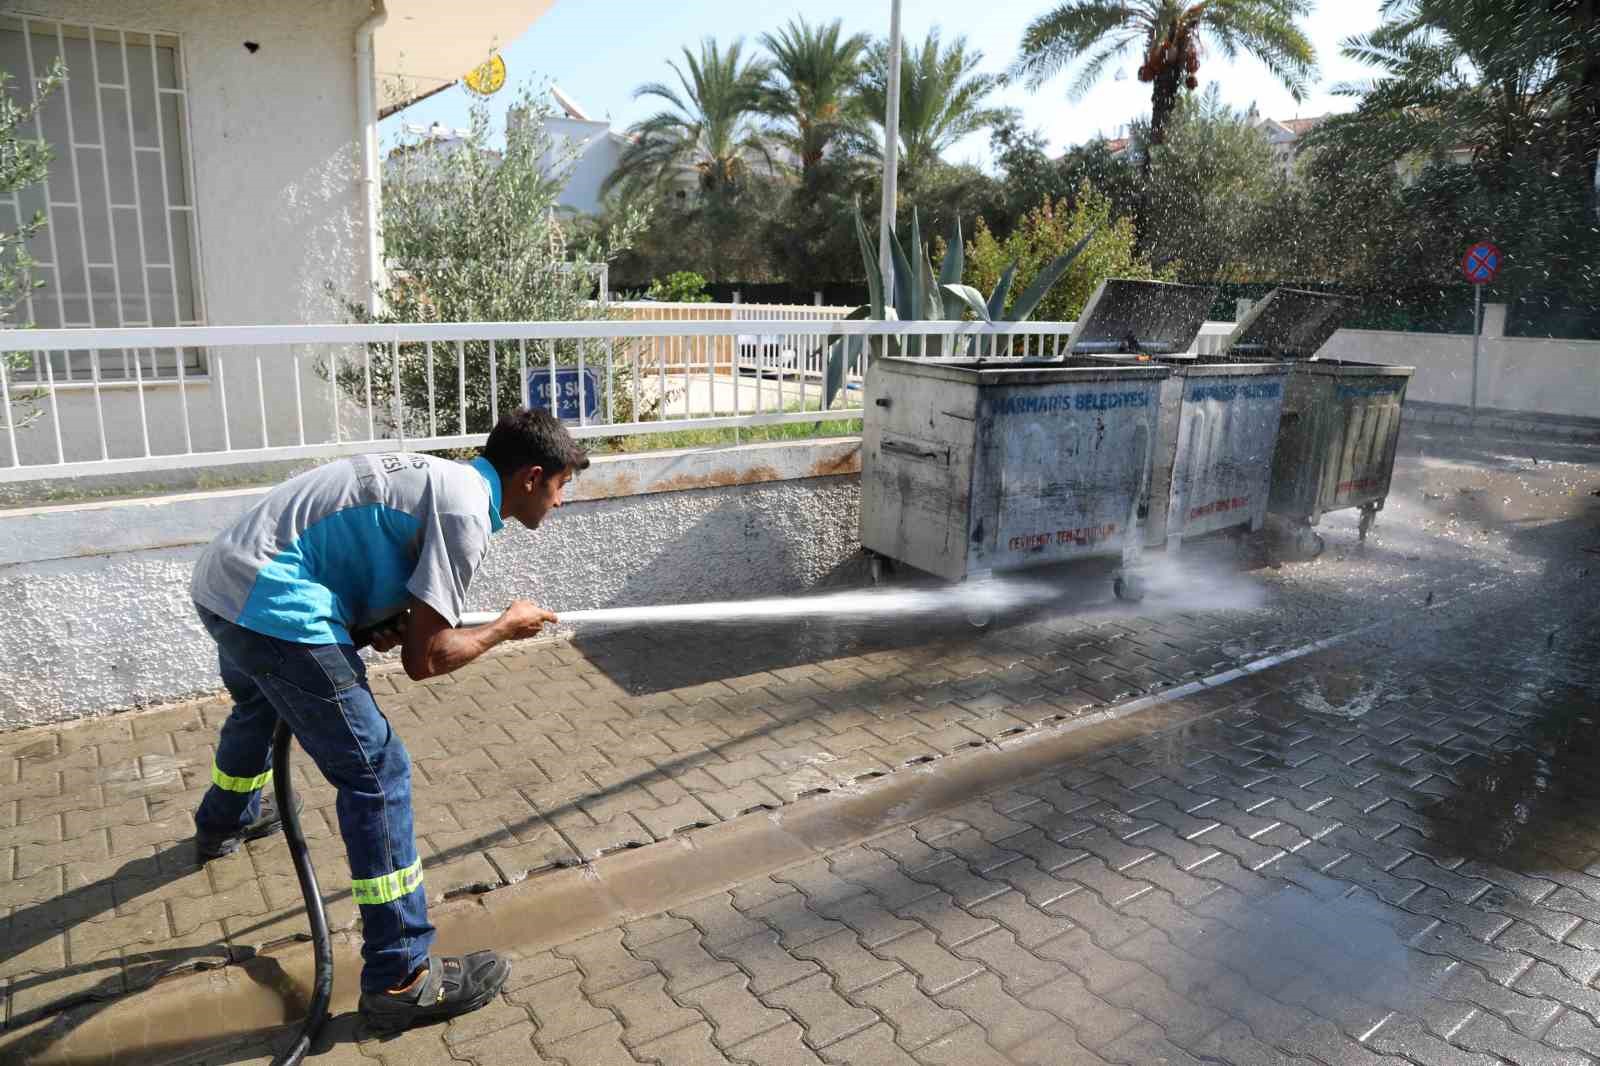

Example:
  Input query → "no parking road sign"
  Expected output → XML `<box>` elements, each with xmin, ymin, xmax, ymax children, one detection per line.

<box><xmin>1461</xmin><ymin>241</ymin><xmax>1503</xmax><ymax>285</ymax></box>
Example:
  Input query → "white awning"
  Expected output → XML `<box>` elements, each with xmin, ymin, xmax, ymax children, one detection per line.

<box><xmin>376</xmin><ymin>1</ymin><xmax>556</xmax><ymax>104</ymax></box>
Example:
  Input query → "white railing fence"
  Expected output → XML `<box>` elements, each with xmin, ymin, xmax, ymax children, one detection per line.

<box><xmin>0</xmin><ymin>319</ymin><xmax>1235</xmax><ymax>483</ymax></box>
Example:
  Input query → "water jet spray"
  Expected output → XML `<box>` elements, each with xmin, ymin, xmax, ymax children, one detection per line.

<box><xmin>270</xmin><ymin>559</ymin><xmax>1261</xmax><ymax>1060</ymax></box>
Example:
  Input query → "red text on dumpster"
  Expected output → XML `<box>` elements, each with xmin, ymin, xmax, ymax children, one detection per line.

<box><xmin>1188</xmin><ymin>496</ymin><xmax>1249</xmax><ymax>520</ymax></box>
<box><xmin>1008</xmin><ymin>523</ymin><xmax>1118</xmax><ymax>553</ymax></box>
<box><xmin>1335</xmin><ymin>477</ymin><xmax>1380</xmax><ymax>495</ymax></box>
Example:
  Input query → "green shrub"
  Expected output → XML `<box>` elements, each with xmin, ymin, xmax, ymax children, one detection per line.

<box><xmin>963</xmin><ymin>185</ymin><xmax>1171</xmax><ymax>323</ymax></box>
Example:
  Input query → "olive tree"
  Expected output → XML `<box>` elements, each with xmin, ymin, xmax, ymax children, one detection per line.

<box><xmin>1</xmin><ymin>60</ymin><xmax>63</xmax><ymax>434</ymax></box>
<box><xmin>331</xmin><ymin>82</ymin><xmax>648</xmax><ymax>437</ymax></box>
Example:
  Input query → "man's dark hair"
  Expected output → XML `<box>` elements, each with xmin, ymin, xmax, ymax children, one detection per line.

<box><xmin>482</xmin><ymin>407</ymin><xmax>590</xmax><ymax>480</ymax></box>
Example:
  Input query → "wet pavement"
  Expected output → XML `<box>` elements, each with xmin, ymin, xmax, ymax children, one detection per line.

<box><xmin>2</xmin><ymin>422</ymin><xmax>1598</xmax><ymax>1064</ymax></box>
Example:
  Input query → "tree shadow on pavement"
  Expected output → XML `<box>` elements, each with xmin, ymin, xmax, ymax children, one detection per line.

<box><xmin>0</xmin><ymin>841</ymin><xmax>344</xmax><ymax>1060</ymax></box>
<box><xmin>2</xmin><ymin>953</ymin><xmax>364</xmax><ymax>1066</ymax></box>
<box><xmin>1</xmin><ymin>842</ymin><xmax>230</xmax><ymax>1030</ymax></box>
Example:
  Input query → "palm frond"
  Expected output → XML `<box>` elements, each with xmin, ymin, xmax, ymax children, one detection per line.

<box><xmin>862</xmin><ymin>29</ymin><xmax>1014</xmax><ymax>173</ymax></box>
<box><xmin>1068</xmin><ymin>36</ymin><xmax>1140</xmax><ymax>99</ymax></box>
<box><xmin>613</xmin><ymin>36</ymin><xmax>775</xmax><ymax>201</ymax></box>
<box><xmin>1011</xmin><ymin>2</ymin><xmax>1148</xmax><ymax>92</ymax></box>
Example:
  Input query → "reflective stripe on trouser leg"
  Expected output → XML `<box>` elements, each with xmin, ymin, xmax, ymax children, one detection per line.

<box><xmin>352</xmin><ymin>858</ymin><xmax>424</xmax><ymax>906</ymax></box>
<box><xmin>211</xmin><ymin>761</ymin><xmax>273</xmax><ymax>793</ymax></box>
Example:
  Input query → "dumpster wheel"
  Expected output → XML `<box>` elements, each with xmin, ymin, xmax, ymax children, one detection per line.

<box><xmin>867</xmin><ymin>552</ymin><xmax>892</xmax><ymax>587</ymax></box>
<box><xmin>1293</xmin><ymin>526</ymin><xmax>1326</xmax><ymax>560</ymax></box>
<box><xmin>1358</xmin><ymin>505</ymin><xmax>1377</xmax><ymax>542</ymax></box>
<box><xmin>1113</xmin><ymin>573</ymin><xmax>1146</xmax><ymax>603</ymax></box>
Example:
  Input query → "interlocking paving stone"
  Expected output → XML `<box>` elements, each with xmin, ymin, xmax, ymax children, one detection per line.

<box><xmin>931</xmin><ymin>971</ymin><xmax>1061</xmax><ymax>1051</ymax></box>
<box><xmin>846</xmin><ymin>970</ymin><xmax>967</xmax><ymax>1052</ymax></box>
<box><xmin>760</xmin><ymin>971</ymin><xmax>878</xmax><ymax>1049</ymax></box>
<box><xmin>1453</xmin><ymin>1012</ymin><xmax>1593</xmax><ymax>1066</ymax></box>
<box><xmin>556</xmin><ymin>926</ymin><xmax>657</xmax><ymax>994</ymax></box>
<box><xmin>628</xmin><ymin>928</ymin><xmax>740</xmax><ymax>995</ymax></box>
<box><xmin>748</xmin><ymin>891</ymin><xmax>849</xmax><ymax>950</ymax></box>
<box><xmin>791</xmin><ymin>930</ymin><xmax>900</xmax><ymax>994</ymax></box>
<box><xmin>678</xmin><ymin>972</ymin><xmax>788</xmax><ymax>1048</ymax></box>
<box><xmin>589</xmin><ymin>972</ymin><xmax>703</xmax><ymax>1047</ymax></box>
<box><xmin>1019</xmin><ymin>972</ymin><xmax>1141</xmax><ymax>1050</ymax></box>
<box><xmin>538</xmin><ymin>1019</ymin><xmax>640</xmax><ymax>1066</ymax></box>
<box><xmin>12</xmin><ymin>515</ymin><xmax>1600</xmax><ymax>1066</ymax></box>
<box><xmin>713</xmin><ymin>931</ymin><xmax>821</xmax><ymax>995</ymax></box>
<box><xmin>675</xmin><ymin>892</ymin><xmax>769</xmax><ymax>949</ymax></box>
<box><xmin>506</xmin><ymin>970</ymin><xmax>617</xmax><ymax>1043</ymax></box>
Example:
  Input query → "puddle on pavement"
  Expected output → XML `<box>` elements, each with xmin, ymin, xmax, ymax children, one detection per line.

<box><xmin>1197</xmin><ymin>882</ymin><xmax>1441</xmax><ymax>1012</ymax></box>
<box><xmin>1418</xmin><ymin>680</ymin><xmax>1600</xmax><ymax>873</ymax></box>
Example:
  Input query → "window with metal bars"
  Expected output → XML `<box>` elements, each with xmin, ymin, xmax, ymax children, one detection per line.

<box><xmin>1</xmin><ymin>15</ymin><xmax>204</xmax><ymax>382</ymax></box>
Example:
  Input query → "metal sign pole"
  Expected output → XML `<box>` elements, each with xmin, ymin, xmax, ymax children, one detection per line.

<box><xmin>1471</xmin><ymin>282</ymin><xmax>1481</xmax><ymax>415</ymax></box>
<box><xmin>1460</xmin><ymin>241</ymin><xmax>1501</xmax><ymax>416</ymax></box>
<box><xmin>878</xmin><ymin>0</ymin><xmax>903</xmax><ymax>298</ymax></box>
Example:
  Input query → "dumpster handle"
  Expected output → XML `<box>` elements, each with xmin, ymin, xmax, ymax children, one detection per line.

<box><xmin>881</xmin><ymin>439</ymin><xmax>946</xmax><ymax>462</ymax></box>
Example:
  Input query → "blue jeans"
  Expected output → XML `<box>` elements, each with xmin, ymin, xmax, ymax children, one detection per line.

<box><xmin>192</xmin><ymin>605</ymin><xmax>433</xmax><ymax>992</ymax></box>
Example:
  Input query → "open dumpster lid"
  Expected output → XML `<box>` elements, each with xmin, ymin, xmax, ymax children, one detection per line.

<box><xmin>1225</xmin><ymin>288</ymin><xmax>1357</xmax><ymax>359</ymax></box>
<box><xmin>1065</xmin><ymin>279</ymin><xmax>1216</xmax><ymax>356</ymax></box>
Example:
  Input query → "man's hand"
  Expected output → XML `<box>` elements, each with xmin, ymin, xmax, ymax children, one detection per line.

<box><xmin>499</xmin><ymin>599</ymin><xmax>558</xmax><ymax>641</ymax></box>
<box><xmin>366</xmin><ymin>614</ymin><xmax>409</xmax><ymax>654</ymax></box>
<box><xmin>400</xmin><ymin>598</ymin><xmax>554</xmax><ymax>681</ymax></box>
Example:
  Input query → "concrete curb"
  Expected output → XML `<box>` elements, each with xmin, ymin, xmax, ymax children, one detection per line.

<box><xmin>1405</xmin><ymin>402</ymin><xmax>1600</xmax><ymax>443</ymax></box>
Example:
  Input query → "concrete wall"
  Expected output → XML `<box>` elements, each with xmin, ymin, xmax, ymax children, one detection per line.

<box><xmin>1322</xmin><ymin>305</ymin><xmax>1600</xmax><ymax>420</ymax></box>
<box><xmin>0</xmin><ymin>438</ymin><xmax>864</xmax><ymax>728</ymax></box>
<box><xmin>9</xmin><ymin>1</ymin><xmax>372</xmax><ymax>465</ymax></box>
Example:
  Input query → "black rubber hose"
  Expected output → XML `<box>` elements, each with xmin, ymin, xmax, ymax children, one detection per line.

<box><xmin>270</xmin><ymin>718</ymin><xmax>333</xmax><ymax>1066</ymax></box>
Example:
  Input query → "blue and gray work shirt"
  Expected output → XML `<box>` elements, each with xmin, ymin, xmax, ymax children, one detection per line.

<box><xmin>191</xmin><ymin>453</ymin><xmax>505</xmax><ymax>645</ymax></box>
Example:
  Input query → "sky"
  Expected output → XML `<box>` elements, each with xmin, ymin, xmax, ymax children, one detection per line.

<box><xmin>379</xmin><ymin>0</ymin><xmax>1387</xmax><ymax>165</ymax></box>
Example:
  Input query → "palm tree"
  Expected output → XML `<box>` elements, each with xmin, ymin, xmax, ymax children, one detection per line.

<box><xmin>1011</xmin><ymin>0</ymin><xmax>1316</xmax><ymax>182</ymax></box>
<box><xmin>859</xmin><ymin>29</ymin><xmax>1017</xmax><ymax>179</ymax></box>
<box><xmin>1327</xmin><ymin>0</ymin><xmax>1572</xmax><ymax>181</ymax></box>
<box><xmin>605</xmin><ymin>38</ymin><xmax>773</xmax><ymax>203</ymax></box>
<box><xmin>759</xmin><ymin>16</ymin><xmax>870</xmax><ymax>182</ymax></box>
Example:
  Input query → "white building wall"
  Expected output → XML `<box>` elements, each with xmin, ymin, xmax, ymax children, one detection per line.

<box><xmin>10</xmin><ymin>1</ymin><xmax>374</xmax><ymax>465</ymax></box>
<box><xmin>545</xmin><ymin>114</ymin><xmax>621</xmax><ymax>216</ymax></box>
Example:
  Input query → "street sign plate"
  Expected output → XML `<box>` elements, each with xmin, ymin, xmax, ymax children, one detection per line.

<box><xmin>1461</xmin><ymin>241</ymin><xmax>1503</xmax><ymax>285</ymax></box>
<box><xmin>527</xmin><ymin>367</ymin><xmax>600</xmax><ymax>423</ymax></box>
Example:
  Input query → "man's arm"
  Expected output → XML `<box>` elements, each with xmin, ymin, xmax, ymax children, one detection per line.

<box><xmin>397</xmin><ymin>598</ymin><xmax>556</xmax><ymax>681</ymax></box>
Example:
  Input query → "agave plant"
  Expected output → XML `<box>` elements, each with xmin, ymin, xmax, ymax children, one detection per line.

<box><xmin>823</xmin><ymin>202</ymin><xmax>1096</xmax><ymax>406</ymax></box>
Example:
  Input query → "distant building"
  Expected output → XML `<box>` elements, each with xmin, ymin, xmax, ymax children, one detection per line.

<box><xmin>1249</xmin><ymin>110</ymin><xmax>1330</xmax><ymax>175</ymax></box>
<box><xmin>385</xmin><ymin>122</ymin><xmax>501</xmax><ymax>184</ymax></box>
<box><xmin>385</xmin><ymin>88</ymin><xmax>701</xmax><ymax>217</ymax></box>
<box><xmin>524</xmin><ymin>87</ymin><xmax>630</xmax><ymax>215</ymax></box>
<box><xmin>1092</xmin><ymin>109</ymin><xmax>1333</xmax><ymax>176</ymax></box>
<box><xmin>1090</xmin><ymin>107</ymin><xmax>1471</xmax><ymax>182</ymax></box>
<box><xmin>531</xmin><ymin>87</ymin><xmax>781</xmax><ymax>215</ymax></box>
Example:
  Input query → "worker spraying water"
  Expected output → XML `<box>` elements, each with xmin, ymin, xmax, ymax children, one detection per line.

<box><xmin>187</xmin><ymin>407</ymin><xmax>584</xmax><ymax>1050</ymax></box>
<box><xmin>183</xmin><ymin>405</ymin><xmax>1268</xmax><ymax>1064</ymax></box>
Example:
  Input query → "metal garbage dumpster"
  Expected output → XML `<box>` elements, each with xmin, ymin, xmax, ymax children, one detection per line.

<box><xmin>1240</xmin><ymin>289</ymin><xmax>1415</xmax><ymax>555</ymax></box>
<box><xmin>1067</xmin><ymin>279</ymin><xmax>1290</xmax><ymax>552</ymax></box>
<box><xmin>860</xmin><ymin>356</ymin><xmax>1170</xmax><ymax>597</ymax></box>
